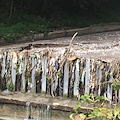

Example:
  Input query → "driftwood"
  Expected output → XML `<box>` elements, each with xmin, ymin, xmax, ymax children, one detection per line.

<box><xmin>57</xmin><ymin>32</ymin><xmax>78</xmax><ymax>73</ymax></box>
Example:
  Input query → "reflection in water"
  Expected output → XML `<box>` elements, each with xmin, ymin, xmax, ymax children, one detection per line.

<box><xmin>25</xmin><ymin>101</ymin><xmax>52</xmax><ymax>120</ymax></box>
<box><xmin>0</xmin><ymin>103</ymin><xmax>70</xmax><ymax>120</ymax></box>
<box><xmin>26</xmin><ymin>101</ymin><xmax>31</xmax><ymax>119</ymax></box>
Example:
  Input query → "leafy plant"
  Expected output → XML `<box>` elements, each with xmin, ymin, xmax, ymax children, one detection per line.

<box><xmin>70</xmin><ymin>93</ymin><xmax>120</xmax><ymax>120</ymax></box>
<box><xmin>80</xmin><ymin>93</ymin><xmax>106</xmax><ymax>104</ymax></box>
<box><xmin>112</xmin><ymin>80</ymin><xmax>120</xmax><ymax>90</ymax></box>
<box><xmin>0</xmin><ymin>15</ymin><xmax>51</xmax><ymax>42</ymax></box>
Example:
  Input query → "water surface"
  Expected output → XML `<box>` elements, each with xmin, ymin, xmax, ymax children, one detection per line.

<box><xmin>0</xmin><ymin>103</ymin><xmax>70</xmax><ymax>120</ymax></box>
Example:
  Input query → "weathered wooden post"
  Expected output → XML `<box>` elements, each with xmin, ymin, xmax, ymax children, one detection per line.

<box><xmin>1</xmin><ymin>52</ymin><xmax>6</xmax><ymax>90</ymax></box>
<box><xmin>12</xmin><ymin>53</ymin><xmax>16</xmax><ymax>91</ymax></box>
<box><xmin>74</xmin><ymin>59</ymin><xmax>80</xmax><ymax>98</ymax></box>
<box><xmin>85</xmin><ymin>58</ymin><xmax>90</xmax><ymax>94</ymax></box>
<box><xmin>41</xmin><ymin>56</ymin><xmax>47</xmax><ymax>94</ymax></box>
<box><xmin>107</xmin><ymin>67</ymin><xmax>113</xmax><ymax>102</ymax></box>
<box><xmin>81</xmin><ymin>69</ymin><xmax>85</xmax><ymax>84</ymax></box>
<box><xmin>119</xmin><ymin>89</ymin><xmax>120</xmax><ymax>103</ymax></box>
<box><xmin>31</xmin><ymin>57</ymin><xmax>37</xmax><ymax>93</ymax></box>
<box><xmin>1</xmin><ymin>52</ymin><xmax>5</xmax><ymax>78</ymax></box>
<box><xmin>97</xmin><ymin>66</ymin><xmax>102</xmax><ymax>96</ymax></box>
<box><xmin>63</xmin><ymin>61</ymin><xmax>69</xmax><ymax>97</ymax></box>
<box><xmin>98</xmin><ymin>67</ymin><xmax>102</xmax><ymax>96</ymax></box>
<box><xmin>21</xmin><ymin>57</ymin><xmax>26</xmax><ymax>93</ymax></box>
<box><xmin>90</xmin><ymin>59</ymin><xmax>94</xmax><ymax>95</ymax></box>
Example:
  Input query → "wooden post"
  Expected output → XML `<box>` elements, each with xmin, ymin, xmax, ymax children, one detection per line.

<box><xmin>21</xmin><ymin>57</ymin><xmax>26</xmax><ymax>93</ymax></box>
<box><xmin>12</xmin><ymin>59</ymin><xmax>16</xmax><ymax>91</ymax></box>
<box><xmin>115</xmin><ymin>90</ymin><xmax>118</xmax><ymax>104</ymax></box>
<box><xmin>74</xmin><ymin>59</ymin><xmax>80</xmax><ymax>98</ymax></box>
<box><xmin>119</xmin><ymin>89</ymin><xmax>120</xmax><ymax>103</ymax></box>
<box><xmin>63</xmin><ymin>61</ymin><xmax>69</xmax><ymax>97</ymax></box>
<box><xmin>42</xmin><ymin>56</ymin><xmax>47</xmax><ymax>94</ymax></box>
<box><xmin>1</xmin><ymin>53</ymin><xmax>6</xmax><ymax>90</ymax></box>
<box><xmin>107</xmin><ymin>68</ymin><xmax>112</xmax><ymax>101</ymax></box>
<box><xmin>90</xmin><ymin>59</ymin><xmax>94</xmax><ymax>95</ymax></box>
<box><xmin>31</xmin><ymin>57</ymin><xmax>37</xmax><ymax>93</ymax></box>
<box><xmin>98</xmin><ymin>67</ymin><xmax>102</xmax><ymax>96</ymax></box>
<box><xmin>85</xmin><ymin>58</ymin><xmax>90</xmax><ymax>94</ymax></box>
<box><xmin>96</xmin><ymin>65</ymin><xmax>102</xmax><ymax>96</ymax></box>
<box><xmin>81</xmin><ymin>69</ymin><xmax>85</xmax><ymax>84</ymax></box>
<box><xmin>1</xmin><ymin>53</ymin><xmax>5</xmax><ymax>78</ymax></box>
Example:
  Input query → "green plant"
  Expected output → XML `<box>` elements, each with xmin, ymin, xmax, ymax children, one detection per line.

<box><xmin>0</xmin><ymin>15</ymin><xmax>51</xmax><ymax>42</ymax></box>
<box><xmin>112</xmin><ymin>80</ymin><xmax>120</xmax><ymax>90</ymax></box>
<box><xmin>70</xmin><ymin>93</ymin><xmax>120</xmax><ymax>120</ymax></box>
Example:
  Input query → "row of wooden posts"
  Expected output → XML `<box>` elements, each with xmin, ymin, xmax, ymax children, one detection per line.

<box><xmin>0</xmin><ymin>50</ymin><xmax>119</xmax><ymax>103</ymax></box>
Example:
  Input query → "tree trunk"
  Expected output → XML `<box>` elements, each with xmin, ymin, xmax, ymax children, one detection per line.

<box><xmin>9</xmin><ymin>0</ymin><xmax>14</xmax><ymax>18</ymax></box>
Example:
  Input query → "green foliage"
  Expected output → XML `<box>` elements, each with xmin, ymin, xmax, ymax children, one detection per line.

<box><xmin>0</xmin><ymin>15</ymin><xmax>51</xmax><ymax>42</ymax></box>
<box><xmin>80</xmin><ymin>93</ymin><xmax>93</xmax><ymax>104</ymax></box>
<box><xmin>0</xmin><ymin>0</ymin><xmax>120</xmax><ymax>43</ymax></box>
<box><xmin>112</xmin><ymin>80</ymin><xmax>120</xmax><ymax>90</ymax></box>
<box><xmin>70</xmin><ymin>103</ymin><xmax>81</xmax><ymax>120</ymax></box>
<box><xmin>70</xmin><ymin>113</ymin><xmax>74</xmax><ymax>120</ymax></box>
<box><xmin>1</xmin><ymin>7</ymin><xmax>120</xmax><ymax>42</ymax></box>
<box><xmin>70</xmin><ymin>94</ymin><xmax>120</xmax><ymax>120</ymax></box>
<box><xmin>73</xmin><ymin>103</ymin><xmax>81</xmax><ymax>114</ymax></box>
<box><xmin>87</xmin><ymin>107</ymin><xmax>113</xmax><ymax>120</ymax></box>
<box><xmin>80</xmin><ymin>93</ymin><xmax>106</xmax><ymax>104</ymax></box>
<box><xmin>113</xmin><ymin>107</ymin><xmax>120</xmax><ymax>120</ymax></box>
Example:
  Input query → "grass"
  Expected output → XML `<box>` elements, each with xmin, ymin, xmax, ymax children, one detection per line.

<box><xmin>1</xmin><ymin>11</ymin><xmax>120</xmax><ymax>42</ymax></box>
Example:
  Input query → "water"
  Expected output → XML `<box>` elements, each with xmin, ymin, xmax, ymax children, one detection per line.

<box><xmin>0</xmin><ymin>103</ymin><xmax>70</xmax><ymax>120</ymax></box>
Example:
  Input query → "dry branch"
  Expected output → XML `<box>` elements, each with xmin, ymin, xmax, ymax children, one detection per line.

<box><xmin>57</xmin><ymin>32</ymin><xmax>78</xmax><ymax>73</ymax></box>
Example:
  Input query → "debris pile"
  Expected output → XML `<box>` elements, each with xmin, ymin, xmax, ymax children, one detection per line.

<box><xmin>0</xmin><ymin>33</ymin><xmax>120</xmax><ymax>104</ymax></box>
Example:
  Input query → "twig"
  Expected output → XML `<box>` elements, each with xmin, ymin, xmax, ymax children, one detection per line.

<box><xmin>87</xmin><ymin>81</ymin><xmax>113</xmax><ymax>88</ymax></box>
<box><xmin>30</xmin><ymin>63</ymin><xmax>37</xmax><ymax>71</ymax></box>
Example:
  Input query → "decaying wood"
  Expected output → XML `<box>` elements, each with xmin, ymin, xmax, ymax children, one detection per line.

<box><xmin>57</xmin><ymin>32</ymin><xmax>78</xmax><ymax>73</ymax></box>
